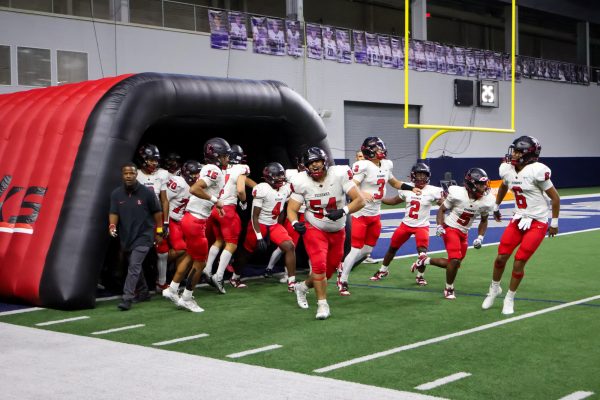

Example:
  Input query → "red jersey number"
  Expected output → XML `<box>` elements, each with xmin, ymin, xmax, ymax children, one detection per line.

<box><xmin>271</xmin><ymin>201</ymin><xmax>282</xmax><ymax>220</ymax></box>
<box><xmin>456</xmin><ymin>211</ymin><xmax>474</xmax><ymax>227</ymax></box>
<box><xmin>172</xmin><ymin>198</ymin><xmax>189</xmax><ymax>215</ymax></box>
<box><xmin>309</xmin><ymin>197</ymin><xmax>337</xmax><ymax>219</ymax></box>
<box><xmin>512</xmin><ymin>186</ymin><xmax>528</xmax><ymax>209</ymax></box>
<box><xmin>373</xmin><ymin>179</ymin><xmax>386</xmax><ymax>200</ymax></box>
<box><xmin>408</xmin><ymin>200</ymin><xmax>421</xmax><ymax>219</ymax></box>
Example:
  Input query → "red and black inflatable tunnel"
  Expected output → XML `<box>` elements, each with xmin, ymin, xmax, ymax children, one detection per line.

<box><xmin>0</xmin><ymin>72</ymin><xmax>331</xmax><ymax>309</ymax></box>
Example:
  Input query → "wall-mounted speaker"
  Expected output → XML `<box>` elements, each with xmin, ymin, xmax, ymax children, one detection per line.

<box><xmin>454</xmin><ymin>79</ymin><xmax>473</xmax><ymax>106</ymax></box>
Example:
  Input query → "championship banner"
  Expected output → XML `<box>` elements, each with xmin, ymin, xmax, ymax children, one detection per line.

<box><xmin>306</xmin><ymin>23</ymin><xmax>322</xmax><ymax>59</ymax></box>
<box><xmin>267</xmin><ymin>18</ymin><xmax>285</xmax><ymax>56</ymax></box>
<box><xmin>286</xmin><ymin>20</ymin><xmax>303</xmax><ymax>57</ymax></box>
<box><xmin>228</xmin><ymin>11</ymin><xmax>248</xmax><ymax>50</ymax></box>
<box><xmin>208</xmin><ymin>9</ymin><xmax>229</xmax><ymax>50</ymax></box>
<box><xmin>474</xmin><ymin>49</ymin><xmax>486</xmax><ymax>78</ymax></box>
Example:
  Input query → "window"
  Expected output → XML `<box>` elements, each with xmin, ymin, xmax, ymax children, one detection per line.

<box><xmin>17</xmin><ymin>47</ymin><xmax>51</xmax><ymax>87</ymax></box>
<box><xmin>0</xmin><ymin>45</ymin><xmax>10</xmax><ymax>85</ymax></box>
<box><xmin>57</xmin><ymin>50</ymin><xmax>88</xmax><ymax>85</ymax></box>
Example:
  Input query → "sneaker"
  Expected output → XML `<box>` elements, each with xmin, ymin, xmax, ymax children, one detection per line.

<box><xmin>264</xmin><ymin>268</ymin><xmax>274</xmax><ymax>278</ymax></box>
<box><xmin>339</xmin><ymin>281</ymin><xmax>351</xmax><ymax>296</ymax></box>
<box><xmin>162</xmin><ymin>288</ymin><xmax>180</xmax><ymax>304</ymax></box>
<box><xmin>410</xmin><ymin>254</ymin><xmax>428</xmax><ymax>273</ymax></box>
<box><xmin>279</xmin><ymin>273</ymin><xmax>289</xmax><ymax>284</ymax></box>
<box><xmin>229</xmin><ymin>278</ymin><xmax>247</xmax><ymax>289</ymax></box>
<box><xmin>316</xmin><ymin>302</ymin><xmax>330</xmax><ymax>320</ymax></box>
<box><xmin>363</xmin><ymin>257</ymin><xmax>378</xmax><ymax>264</ymax></box>
<box><xmin>132</xmin><ymin>292</ymin><xmax>152</xmax><ymax>303</ymax></box>
<box><xmin>295</xmin><ymin>283</ymin><xmax>309</xmax><ymax>309</ymax></box>
<box><xmin>177</xmin><ymin>296</ymin><xmax>204</xmax><ymax>313</ymax></box>
<box><xmin>444</xmin><ymin>288</ymin><xmax>456</xmax><ymax>300</ymax></box>
<box><xmin>502</xmin><ymin>296</ymin><xmax>514</xmax><ymax>315</ymax></box>
<box><xmin>287</xmin><ymin>280</ymin><xmax>296</xmax><ymax>292</ymax></box>
<box><xmin>370</xmin><ymin>270</ymin><xmax>389</xmax><ymax>281</ymax></box>
<box><xmin>211</xmin><ymin>275</ymin><xmax>226</xmax><ymax>294</ymax></box>
<box><xmin>415</xmin><ymin>276</ymin><xmax>428</xmax><ymax>286</ymax></box>
<box><xmin>202</xmin><ymin>274</ymin><xmax>215</xmax><ymax>288</ymax></box>
<box><xmin>155</xmin><ymin>282</ymin><xmax>169</xmax><ymax>293</ymax></box>
<box><xmin>117</xmin><ymin>299</ymin><xmax>132</xmax><ymax>311</ymax></box>
<box><xmin>481</xmin><ymin>285</ymin><xmax>502</xmax><ymax>310</ymax></box>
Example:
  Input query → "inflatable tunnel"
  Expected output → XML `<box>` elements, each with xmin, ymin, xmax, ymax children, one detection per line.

<box><xmin>0</xmin><ymin>73</ymin><xmax>331</xmax><ymax>309</ymax></box>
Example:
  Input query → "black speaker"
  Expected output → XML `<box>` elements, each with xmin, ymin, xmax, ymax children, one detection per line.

<box><xmin>454</xmin><ymin>79</ymin><xmax>473</xmax><ymax>106</ymax></box>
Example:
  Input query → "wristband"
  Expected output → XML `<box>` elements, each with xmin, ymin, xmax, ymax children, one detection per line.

<box><xmin>256</xmin><ymin>232</ymin><xmax>263</xmax><ymax>240</ymax></box>
<box><xmin>342</xmin><ymin>206</ymin><xmax>349</xmax><ymax>215</ymax></box>
<box><xmin>210</xmin><ymin>195</ymin><xmax>218</xmax><ymax>204</ymax></box>
<box><xmin>400</xmin><ymin>183</ymin><xmax>413</xmax><ymax>191</ymax></box>
<box><xmin>477</xmin><ymin>235</ymin><xmax>484</xmax><ymax>241</ymax></box>
<box><xmin>156</xmin><ymin>227</ymin><xmax>163</xmax><ymax>234</ymax></box>
<box><xmin>291</xmin><ymin>220</ymin><xmax>299</xmax><ymax>226</ymax></box>
<box><xmin>550</xmin><ymin>218</ymin><xmax>558</xmax><ymax>228</ymax></box>
<box><xmin>164</xmin><ymin>220</ymin><xmax>169</xmax><ymax>225</ymax></box>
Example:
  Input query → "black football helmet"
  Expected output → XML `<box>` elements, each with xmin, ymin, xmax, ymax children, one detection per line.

<box><xmin>464</xmin><ymin>167</ymin><xmax>490</xmax><ymax>199</ymax></box>
<box><xmin>301</xmin><ymin>147</ymin><xmax>328</xmax><ymax>180</ymax></box>
<box><xmin>360</xmin><ymin>137</ymin><xmax>387</xmax><ymax>160</ymax></box>
<box><xmin>181</xmin><ymin>160</ymin><xmax>202</xmax><ymax>186</ymax></box>
<box><xmin>164</xmin><ymin>152</ymin><xmax>182</xmax><ymax>174</ymax></box>
<box><xmin>204</xmin><ymin>137</ymin><xmax>231</xmax><ymax>168</ymax></box>
<box><xmin>136</xmin><ymin>143</ymin><xmax>160</xmax><ymax>173</ymax></box>
<box><xmin>506</xmin><ymin>135</ymin><xmax>541</xmax><ymax>166</ymax></box>
<box><xmin>229</xmin><ymin>144</ymin><xmax>247</xmax><ymax>165</ymax></box>
<box><xmin>410</xmin><ymin>162</ymin><xmax>431</xmax><ymax>189</ymax></box>
<box><xmin>263</xmin><ymin>162</ymin><xmax>287</xmax><ymax>189</ymax></box>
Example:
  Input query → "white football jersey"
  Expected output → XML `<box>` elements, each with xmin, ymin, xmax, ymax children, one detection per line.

<box><xmin>399</xmin><ymin>185</ymin><xmax>444</xmax><ymax>227</ymax></box>
<box><xmin>443</xmin><ymin>186</ymin><xmax>495</xmax><ymax>233</ymax></box>
<box><xmin>186</xmin><ymin>164</ymin><xmax>225</xmax><ymax>219</ymax></box>
<box><xmin>136</xmin><ymin>168</ymin><xmax>169</xmax><ymax>199</ymax></box>
<box><xmin>352</xmin><ymin>159</ymin><xmax>394</xmax><ymax>217</ymax></box>
<box><xmin>251</xmin><ymin>182</ymin><xmax>291</xmax><ymax>226</ymax></box>
<box><xmin>220</xmin><ymin>164</ymin><xmax>250</xmax><ymax>206</ymax></box>
<box><xmin>285</xmin><ymin>169</ymin><xmax>306</xmax><ymax>214</ymax></box>
<box><xmin>500</xmin><ymin>162</ymin><xmax>553</xmax><ymax>222</ymax></box>
<box><xmin>165</xmin><ymin>175</ymin><xmax>190</xmax><ymax>222</ymax></box>
<box><xmin>290</xmin><ymin>166</ymin><xmax>356</xmax><ymax>232</ymax></box>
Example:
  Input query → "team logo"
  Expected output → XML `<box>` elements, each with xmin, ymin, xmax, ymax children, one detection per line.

<box><xmin>0</xmin><ymin>175</ymin><xmax>47</xmax><ymax>235</ymax></box>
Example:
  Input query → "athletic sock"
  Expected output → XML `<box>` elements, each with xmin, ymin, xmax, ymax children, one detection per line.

<box><xmin>446</xmin><ymin>283</ymin><xmax>454</xmax><ymax>290</ymax></box>
<box><xmin>267</xmin><ymin>248</ymin><xmax>283</xmax><ymax>270</ymax></box>
<box><xmin>157</xmin><ymin>253</ymin><xmax>168</xmax><ymax>285</ymax></box>
<box><xmin>317</xmin><ymin>299</ymin><xmax>328</xmax><ymax>306</ymax></box>
<box><xmin>215</xmin><ymin>249</ymin><xmax>233</xmax><ymax>281</ymax></box>
<box><xmin>491</xmin><ymin>280</ymin><xmax>501</xmax><ymax>289</ymax></box>
<box><xmin>181</xmin><ymin>289</ymin><xmax>193</xmax><ymax>300</ymax></box>
<box><xmin>341</xmin><ymin>247</ymin><xmax>362</xmax><ymax>282</ymax></box>
<box><xmin>379</xmin><ymin>265</ymin><xmax>389</xmax><ymax>273</ymax></box>
<box><xmin>169</xmin><ymin>281</ymin><xmax>180</xmax><ymax>292</ymax></box>
<box><xmin>506</xmin><ymin>289</ymin><xmax>516</xmax><ymax>299</ymax></box>
<box><xmin>416</xmin><ymin>272</ymin><xmax>424</xmax><ymax>278</ymax></box>
<box><xmin>205</xmin><ymin>245</ymin><xmax>220</xmax><ymax>277</ymax></box>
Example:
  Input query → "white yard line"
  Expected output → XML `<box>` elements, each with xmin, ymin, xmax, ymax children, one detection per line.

<box><xmin>0</xmin><ymin>307</ymin><xmax>44</xmax><ymax>316</ymax></box>
<box><xmin>35</xmin><ymin>316</ymin><xmax>90</xmax><ymax>326</ymax></box>
<box><xmin>153</xmin><ymin>333</ymin><xmax>209</xmax><ymax>346</ymax></box>
<box><xmin>415</xmin><ymin>372</ymin><xmax>471</xmax><ymax>391</ymax></box>
<box><xmin>226</xmin><ymin>344</ymin><xmax>283</xmax><ymax>359</ymax></box>
<box><xmin>558</xmin><ymin>391</ymin><xmax>595</xmax><ymax>400</ymax></box>
<box><xmin>91</xmin><ymin>324</ymin><xmax>145</xmax><ymax>335</ymax></box>
<box><xmin>314</xmin><ymin>294</ymin><xmax>600</xmax><ymax>373</ymax></box>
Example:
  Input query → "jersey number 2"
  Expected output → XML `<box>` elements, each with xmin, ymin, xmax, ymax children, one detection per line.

<box><xmin>408</xmin><ymin>200</ymin><xmax>421</xmax><ymax>219</ymax></box>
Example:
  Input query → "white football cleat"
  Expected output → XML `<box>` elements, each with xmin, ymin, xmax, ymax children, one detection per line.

<box><xmin>177</xmin><ymin>296</ymin><xmax>204</xmax><ymax>313</ymax></box>
<box><xmin>211</xmin><ymin>275</ymin><xmax>226</xmax><ymax>294</ymax></box>
<box><xmin>316</xmin><ymin>302</ymin><xmax>330</xmax><ymax>320</ymax></box>
<box><xmin>362</xmin><ymin>257</ymin><xmax>378</xmax><ymax>264</ymax></box>
<box><xmin>502</xmin><ymin>296</ymin><xmax>515</xmax><ymax>315</ymax></box>
<box><xmin>162</xmin><ymin>288</ymin><xmax>180</xmax><ymax>304</ymax></box>
<box><xmin>444</xmin><ymin>288</ymin><xmax>456</xmax><ymax>300</ymax></box>
<box><xmin>482</xmin><ymin>285</ymin><xmax>502</xmax><ymax>310</ymax></box>
<box><xmin>279</xmin><ymin>273</ymin><xmax>289</xmax><ymax>284</ymax></box>
<box><xmin>295</xmin><ymin>283</ymin><xmax>309</xmax><ymax>309</ymax></box>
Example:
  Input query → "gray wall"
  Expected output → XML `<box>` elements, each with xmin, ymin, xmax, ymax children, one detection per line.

<box><xmin>1</xmin><ymin>8</ymin><xmax>600</xmax><ymax>160</ymax></box>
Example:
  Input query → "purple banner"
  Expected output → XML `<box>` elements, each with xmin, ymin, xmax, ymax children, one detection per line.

<box><xmin>228</xmin><ymin>12</ymin><xmax>247</xmax><ymax>50</ymax></box>
<box><xmin>336</xmin><ymin>29</ymin><xmax>351</xmax><ymax>64</ymax></box>
<box><xmin>251</xmin><ymin>16</ymin><xmax>269</xmax><ymax>54</ymax></box>
<box><xmin>209</xmin><ymin>10</ymin><xmax>229</xmax><ymax>50</ymax></box>
<box><xmin>366</xmin><ymin>33</ymin><xmax>381</xmax><ymax>66</ymax></box>
<box><xmin>445</xmin><ymin>45</ymin><xmax>456</xmax><ymax>75</ymax></box>
<box><xmin>414</xmin><ymin>40</ymin><xmax>426</xmax><ymax>71</ymax></box>
<box><xmin>378</xmin><ymin>35</ymin><xmax>393</xmax><ymax>68</ymax></box>
<box><xmin>454</xmin><ymin>46</ymin><xmax>465</xmax><ymax>76</ymax></box>
<box><xmin>391</xmin><ymin>37</ymin><xmax>403</xmax><ymax>69</ymax></box>
<box><xmin>285</xmin><ymin>20</ymin><xmax>303</xmax><ymax>57</ymax></box>
<box><xmin>267</xmin><ymin>18</ymin><xmax>285</xmax><ymax>56</ymax></box>
<box><xmin>306</xmin><ymin>23</ymin><xmax>322</xmax><ymax>59</ymax></box>
<box><xmin>322</xmin><ymin>26</ymin><xmax>337</xmax><ymax>61</ymax></box>
<box><xmin>353</xmin><ymin>30</ymin><xmax>367</xmax><ymax>64</ymax></box>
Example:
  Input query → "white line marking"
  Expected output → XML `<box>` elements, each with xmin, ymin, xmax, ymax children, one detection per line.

<box><xmin>153</xmin><ymin>333</ymin><xmax>209</xmax><ymax>346</ymax></box>
<box><xmin>91</xmin><ymin>324</ymin><xmax>145</xmax><ymax>335</ymax></box>
<box><xmin>558</xmin><ymin>391</ymin><xmax>595</xmax><ymax>400</ymax></box>
<box><xmin>314</xmin><ymin>294</ymin><xmax>600</xmax><ymax>373</ymax></box>
<box><xmin>95</xmin><ymin>295</ymin><xmax>120</xmax><ymax>302</ymax></box>
<box><xmin>415</xmin><ymin>372</ymin><xmax>472</xmax><ymax>390</ymax></box>
<box><xmin>35</xmin><ymin>316</ymin><xmax>90</xmax><ymax>326</ymax></box>
<box><xmin>226</xmin><ymin>344</ymin><xmax>282</xmax><ymax>359</ymax></box>
<box><xmin>0</xmin><ymin>307</ymin><xmax>44</xmax><ymax>316</ymax></box>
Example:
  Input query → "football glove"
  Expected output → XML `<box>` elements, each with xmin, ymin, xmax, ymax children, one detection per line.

<box><xmin>517</xmin><ymin>216</ymin><xmax>532</xmax><ymax>231</ymax></box>
<box><xmin>239</xmin><ymin>200</ymin><xmax>248</xmax><ymax>211</ymax></box>
<box><xmin>473</xmin><ymin>235</ymin><xmax>484</xmax><ymax>249</ymax></box>
<box><xmin>493</xmin><ymin>204</ymin><xmax>501</xmax><ymax>222</ymax></box>
<box><xmin>326</xmin><ymin>209</ymin><xmax>345</xmax><ymax>221</ymax></box>
<box><xmin>256</xmin><ymin>238</ymin><xmax>269</xmax><ymax>253</ymax></box>
<box><xmin>435</xmin><ymin>225</ymin><xmax>446</xmax><ymax>236</ymax></box>
<box><xmin>292</xmin><ymin>221</ymin><xmax>306</xmax><ymax>235</ymax></box>
<box><xmin>109</xmin><ymin>224</ymin><xmax>117</xmax><ymax>238</ymax></box>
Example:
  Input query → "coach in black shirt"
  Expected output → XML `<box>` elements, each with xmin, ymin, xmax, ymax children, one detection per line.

<box><xmin>109</xmin><ymin>162</ymin><xmax>164</xmax><ymax>311</ymax></box>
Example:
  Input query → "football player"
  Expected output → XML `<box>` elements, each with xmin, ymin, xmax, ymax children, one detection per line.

<box><xmin>411</xmin><ymin>168</ymin><xmax>495</xmax><ymax>299</ymax></box>
<box><xmin>373</xmin><ymin>162</ymin><xmax>444</xmax><ymax>285</ymax></box>
<box><xmin>135</xmin><ymin>144</ymin><xmax>170</xmax><ymax>292</ymax></box>
<box><xmin>288</xmin><ymin>147</ymin><xmax>365</xmax><ymax>320</ymax></box>
<box><xmin>482</xmin><ymin>136</ymin><xmax>560</xmax><ymax>315</ymax></box>
<box><xmin>337</xmin><ymin>137</ymin><xmax>419</xmax><ymax>296</ymax></box>
<box><xmin>172</xmin><ymin>138</ymin><xmax>229</xmax><ymax>313</ymax></box>
<box><xmin>204</xmin><ymin>144</ymin><xmax>256</xmax><ymax>293</ymax></box>
<box><xmin>235</xmin><ymin>162</ymin><xmax>297</xmax><ymax>291</ymax></box>
<box><xmin>163</xmin><ymin>152</ymin><xmax>182</xmax><ymax>176</ymax></box>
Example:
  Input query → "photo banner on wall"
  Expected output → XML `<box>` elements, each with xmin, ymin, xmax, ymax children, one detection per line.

<box><xmin>366</xmin><ymin>32</ymin><xmax>381</xmax><ymax>66</ymax></box>
<box><xmin>390</xmin><ymin>36</ymin><xmax>403</xmax><ymax>69</ymax></box>
<box><xmin>336</xmin><ymin>28</ymin><xmax>351</xmax><ymax>64</ymax></box>
<box><xmin>267</xmin><ymin>18</ymin><xmax>285</xmax><ymax>56</ymax></box>
<box><xmin>286</xmin><ymin>20</ymin><xmax>303</xmax><ymax>57</ymax></box>
<box><xmin>322</xmin><ymin>26</ymin><xmax>337</xmax><ymax>61</ymax></box>
<box><xmin>475</xmin><ymin>49</ymin><xmax>486</xmax><ymax>78</ymax></box>
<box><xmin>378</xmin><ymin>35</ymin><xmax>393</xmax><ymax>68</ymax></box>
<box><xmin>353</xmin><ymin>30</ymin><xmax>367</xmax><ymax>64</ymax></box>
<box><xmin>251</xmin><ymin>16</ymin><xmax>269</xmax><ymax>54</ymax></box>
<box><xmin>228</xmin><ymin>11</ymin><xmax>247</xmax><ymax>50</ymax></box>
<box><xmin>414</xmin><ymin>40</ymin><xmax>426</xmax><ymax>71</ymax></box>
<box><xmin>454</xmin><ymin>46</ymin><xmax>465</xmax><ymax>76</ymax></box>
<box><xmin>406</xmin><ymin>38</ymin><xmax>416</xmax><ymax>70</ymax></box>
<box><xmin>208</xmin><ymin>9</ymin><xmax>229</xmax><ymax>50</ymax></box>
<box><xmin>306</xmin><ymin>23</ymin><xmax>322</xmax><ymax>59</ymax></box>
<box><xmin>465</xmin><ymin>48</ymin><xmax>477</xmax><ymax>77</ymax></box>
<box><xmin>425</xmin><ymin>41</ymin><xmax>436</xmax><ymax>72</ymax></box>
<box><xmin>445</xmin><ymin>45</ymin><xmax>456</xmax><ymax>75</ymax></box>
<box><xmin>435</xmin><ymin>43</ymin><xmax>446</xmax><ymax>73</ymax></box>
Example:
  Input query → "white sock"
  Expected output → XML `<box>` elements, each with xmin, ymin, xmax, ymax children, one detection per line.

<box><xmin>417</xmin><ymin>272</ymin><xmax>424</xmax><ymax>278</ymax></box>
<box><xmin>506</xmin><ymin>289</ymin><xmax>516</xmax><ymax>299</ymax></box>
<box><xmin>232</xmin><ymin>273</ymin><xmax>241</xmax><ymax>280</ymax></box>
<box><xmin>182</xmin><ymin>289</ymin><xmax>193</xmax><ymax>300</ymax></box>
<box><xmin>491</xmin><ymin>280</ymin><xmax>501</xmax><ymax>289</ymax></box>
<box><xmin>156</xmin><ymin>253</ymin><xmax>168</xmax><ymax>284</ymax></box>
<box><xmin>288</xmin><ymin>275</ymin><xmax>296</xmax><ymax>283</ymax></box>
<box><xmin>341</xmin><ymin>247</ymin><xmax>362</xmax><ymax>282</ymax></box>
<box><xmin>379</xmin><ymin>265</ymin><xmax>389</xmax><ymax>273</ymax></box>
<box><xmin>169</xmin><ymin>281</ymin><xmax>180</xmax><ymax>292</ymax></box>
<box><xmin>317</xmin><ymin>299</ymin><xmax>328</xmax><ymax>306</ymax></box>
<box><xmin>267</xmin><ymin>248</ymin><xmax>283</xmax><ymax>270</ymax></box>
<box><xmin>446</xmin><ymin>283</ymin><xmax>454</xmax><ymax>290</ymax></box>
<box><xmin>205</xmin><ymin>245</ymin><xmax>220</xmax><ymax>277</ymax></box>
<box><xmin>216</xmin><ymin>250</ymin><xmax>233</xmax><ymax>281</ymax></box>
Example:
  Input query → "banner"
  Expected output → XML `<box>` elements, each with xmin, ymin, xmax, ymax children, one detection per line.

<box><xmin>425</xmin><ymin>41</ymin><xmax>436</xmax><ymax>72</ymax></box>
<box><xmin>208</xmin><ymin>10</ymin><xmax>229</xmax><ymax>50</ymax></box>
<box><xmin>414</xmin><ymin>40</ymin><xmax>426</xmax><ymax>71</ymax></box>
<box><xmin>474</xmin><ymin>49</ymin><xmax>486</xmax><ymax>78</ymax></box>
<box><xmin>378</xmin><ymin>35</ymin><xmax>393</xmax><ymax>68</ymax></box>
<box><xmin>286</xmin><ymin>20</ymin><xmax>303</xmax><ymax>57</ymax></box>
<box><xmin>390</xmin><ymin>36</ymin><xmax>403</xmax><ymax>69</ymax></box>
<box><xmin>353</xmin><ymin>30</ymin><xmax>367</xmax><ymax>64</ymax></box>
<box><xmin>306</xmin><ymin>23</ymin><xmax>322</xmax><ymax>59</ymax></box>
<box><xmin>251</xmin><ymin>16</ymin><xmax>269</xmax><ymax>54</ymax></box>
<box><xmin>484</xmin><ymin>50</ymin><xmax>497</xmax><ymax>79</ymax></box>
<box><xmin>336</xmin><ymin>28</ymin><xmax>351</xmax><ymax>64</ymax></box>
<box><xmin>406</xmin><ymin>38</ymin><xmax>416</xmax><ymax>70</ymax></box>
<box><xmin>228</xmin><ymin>12</ymin><xmax>247</xmax><ymax>50</ymax></box>
<box><xmin>435</xmin><ymin>43</ymin><xmax>446</xmax><ymax>73</ymax></box>
<box><xmin>454</xmin><ymin>46</ymin><xmax>465</xmax><ymax>76</ymax></box>
<box><xmin>322</xmin><ymin>26</ymin><xmax>337</xmax><ymax>61</ymax></box>
<box><xmin>366</xmin><ymin>33</ymin><xmax>381</xmax><ymax>66</ymax></box>
<box><xmin>445</xmin><ymin>45</ymin><xmax>456</xmax><ymax>75</ymax></box>
<box><xmin>267</xmin><ymin>18</ymin><xmax>285</xmax><ymax>56</ymax></box>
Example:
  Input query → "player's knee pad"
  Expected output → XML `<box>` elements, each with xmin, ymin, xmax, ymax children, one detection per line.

<box><xmin>512</xmin><ymin>270</ymin><xmax>525</xmax><ymax>279</ymax></box>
